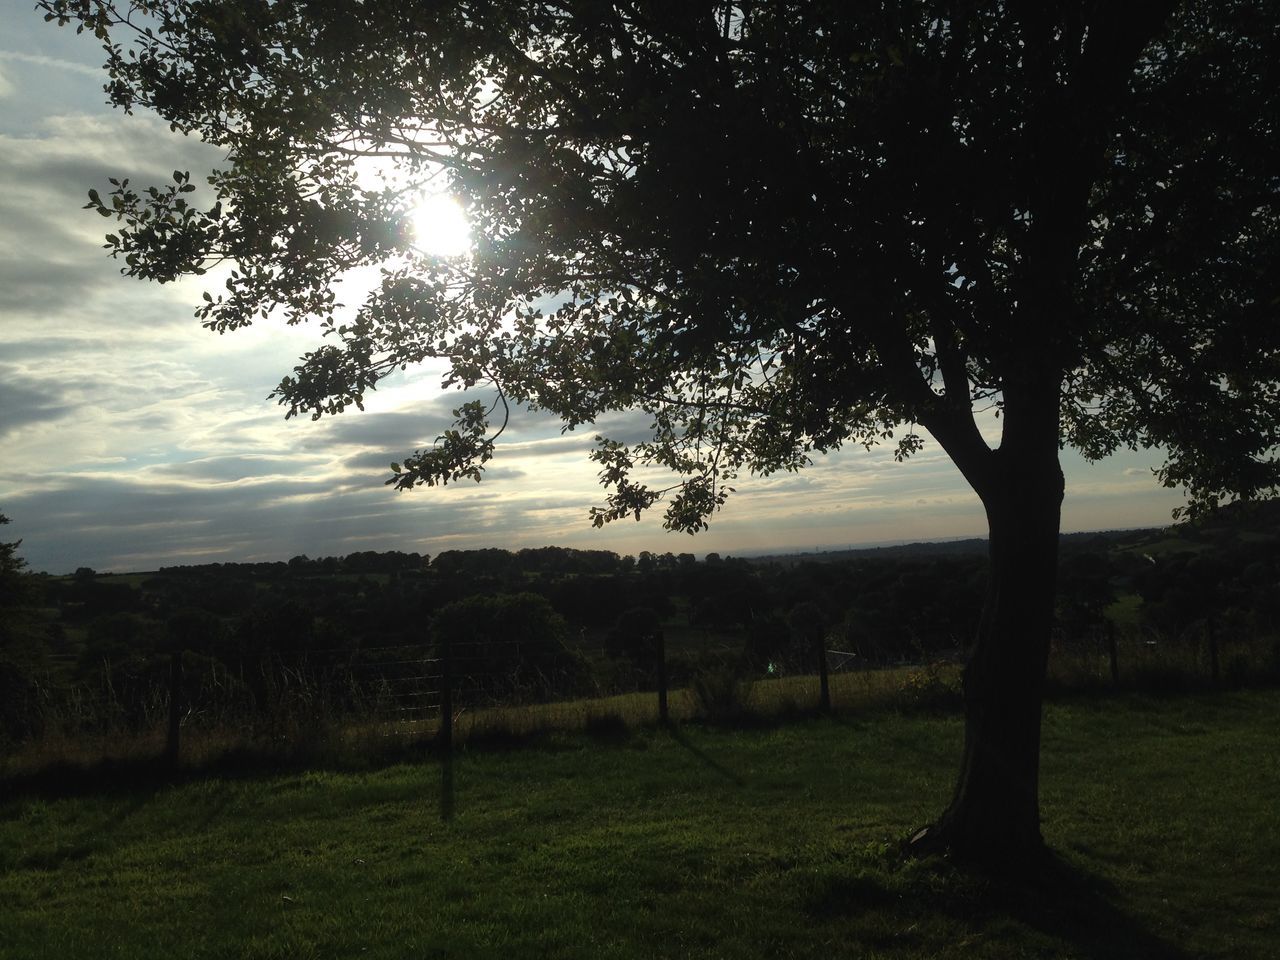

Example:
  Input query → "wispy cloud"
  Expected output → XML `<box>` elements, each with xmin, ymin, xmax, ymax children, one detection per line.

<box><xmin>0</xmin><ymin>50</ymin><xmax>104</xmax><ymax>79</ymax></box>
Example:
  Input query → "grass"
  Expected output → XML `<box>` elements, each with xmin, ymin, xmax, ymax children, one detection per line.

<box><xmin>1103</xmin><ymin>592</ymin><xmax>1143</xmax><ymax>629</ymax></box>
<box><xmin>2</xmin><ymin>690</ymin><xmax>1277</xmax><ymax>959</ymax></box>
<box><xmin>0</xmin><ymin>664</ymin><xmax>959</xmax><ymax>782</ymax></box>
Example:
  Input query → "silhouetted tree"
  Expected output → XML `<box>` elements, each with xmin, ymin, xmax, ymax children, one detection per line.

<box><xmin>0</xmin><ymin>513</ymin><xmax>45</xmax><ymax>740</ymax></box>
<box><xmin>0</xmin><ymin>513</ymin><xmax>29</xmax><ymax>611</ymax></box>
<box><xmin>606</xmin><ymin>606</ymin><xmax>663</xmax><ymax>670</ymax></box>
<box><xmin>742</xmin><ymin>612</ymin><xmax>795</xmax><ymax>673</ymax></box>
<box><xmin>1056</xmin><ymin>552</ymin><xmax>1116</xmax><ymax>645</ymax></box>
<box><xmin>48</xmin><ymin>1</ymin><xmax>1280</xmax><ymax>864</ymax></box>
<box><xmin>433</xmin><ymin>592</ymin><xmax>587</xmax><ymax>702</ymax></box>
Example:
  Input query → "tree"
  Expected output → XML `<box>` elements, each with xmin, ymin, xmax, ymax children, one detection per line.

<box><xmin>606</xmin><ymin>605</ymin><xmax>664</xmax><ymax>669</ymax></box>
<box><xmin>0</xmin><ymin>513</ymin><xmax>28</xmax><ymax>610</ymax></box>
<box><xmin>432</xmin><ymin>592</ymin><xmax>588</xmax><ymax>702</ymax></box>
<box><xmin>0</xmin><ymin>512</ymin><xmax>40</xmax><ymax>651</ymax></box>
<box><xmin>44</xmin><ymin>1</ymin><xmax>1280</xmax><ymax>864</ymax></box>
<box><xmin>1</xmin><ymin>512</ymin><xmax>46</xmax><ymax>742</ymax></box>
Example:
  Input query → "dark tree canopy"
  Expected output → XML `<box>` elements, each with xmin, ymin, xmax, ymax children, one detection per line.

<box><xmin>44</xmin><ymin>0</ymin><xmax>1279</xmax><ymax>524</ymax></box>
<box><xmin>45</xmin><ymin>0</ymin><xmax>1280</xmax><ymax>864</ymax></box>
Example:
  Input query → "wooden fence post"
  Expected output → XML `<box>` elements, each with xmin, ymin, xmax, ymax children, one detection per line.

<box><xmin>1106</xmin><ymin>620</ymin><xmax>1120</xmax><ymax>686</ymax></box>
<box><xmin>656</xmin><ymin>630</ymin><xmax>669</xmax><ymax>725</ymax></box>
<box><xmin>439</xmin><ymin>633</ymin><xmax>455</xmax><ymax>821</ymax></box>
<box><xmin>165</xmin><ymin>648</ymin><xmax>183</xmax><ymax>768</ymax></box>
<box><xmin>817</xmin><ymin>632</ymin><xmax>830</xmax><ymax>713</ymax></box>
<box><xmin>439</xmin><ymin>633</ymin><xmax>453</xmax><ymax>754</ymax></box>
<box><xmin>1208</xmin><ymin>617</ymin><xmax>1220</xmax><ymax>686</ymax></box>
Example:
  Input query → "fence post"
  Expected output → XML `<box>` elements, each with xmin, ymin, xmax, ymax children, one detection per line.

<box><xmin>656</xmin><ymin>630</ymin><xmax>669</xmax><ymax>725</ymax></box>
<box><xmin>1106</xmin><ymin>620</ymin><xmax>1120</xmax><ymax>686</ymax></box>
<box><xmin>817</xmin><ymin>633</ymin><xmax>830</xmax><ymax>713</ymax></box>
<box><xmin>439</xmin><ymin>633</ymin><xmax>453</xmax><ymax>754</ymax></box>
<box><xmin>165</xmin><ymin>648</ymin><xmax>183</xmax><ymax>768</ymax></box>
<box><xmin>439</xmin><ymin>633</ymin><xmax>455</xmax><ymax>822</ymax></box>
<box><xmin>1208</xmin><ymin>617</ymin><xmax>1220</xmax><ymax>686</ymax></box>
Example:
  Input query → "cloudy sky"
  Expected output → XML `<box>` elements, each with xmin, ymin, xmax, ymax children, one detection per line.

<box><xmin>0</xmin><ymin>11</ymin><xmax>1186</xmax><ymax>574</ymax></box>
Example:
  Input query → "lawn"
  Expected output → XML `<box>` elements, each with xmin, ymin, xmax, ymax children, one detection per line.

<box><xmin>1</xmin><ymin>690</ymin><xmax>1276</xmax><ymax>959</ymax></box>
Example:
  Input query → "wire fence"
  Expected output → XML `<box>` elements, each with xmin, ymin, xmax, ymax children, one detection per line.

<box><xmin>2</xmin><ymin>623</ymin><xmax>884</xmax><ymax>762</ymax></box>
<box><xmin>3</xmin><ymin>615</ymin><xmax>1248</xmax><ymax>768</ymax></box>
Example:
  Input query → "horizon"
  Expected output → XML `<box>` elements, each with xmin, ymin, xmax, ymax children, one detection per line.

<box><xmin>36</xmin><ymin>520</ymin><xmax>1179</xmax><ymax>577</ymax></box>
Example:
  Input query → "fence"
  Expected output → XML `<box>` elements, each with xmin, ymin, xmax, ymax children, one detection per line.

<box><xmin>3</xmin><ymin>615</ymin><xmax>1260</xmax><ymax>772</ymax></box>
<box><xmin>3</xmin><ymin>620</ymin><xmax>864</xmax><ymax>762</ymax></box>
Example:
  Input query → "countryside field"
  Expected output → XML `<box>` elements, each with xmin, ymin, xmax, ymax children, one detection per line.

<box><xmin>2</xmin><ymin>689</ymin><xmax>1276</xmax><ymax>959</ymax></box>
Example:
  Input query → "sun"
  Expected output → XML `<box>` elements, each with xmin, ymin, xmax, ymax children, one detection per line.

<box><xmin>407</xmin><ymin>192</ymin><xmax>471</xmax><ymax>257</ymax></box>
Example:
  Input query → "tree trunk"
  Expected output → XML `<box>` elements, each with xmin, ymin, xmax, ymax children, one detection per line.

<box><xmin>914</xmin><ymin>390</ymin><xmax>1065</xmax><ymax>866</ymax></box>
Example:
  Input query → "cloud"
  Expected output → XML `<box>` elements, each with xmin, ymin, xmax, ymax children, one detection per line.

<box><xmin>0</xmin><ymin>369</ymin><xmax>74</xmax><ymax>439</ymax></box>
<box><xmin>344</xmin><ymin>450</ymin><xmax>408</xmax><ymax>473</ymax></box>
<box><xmin>153</xmin><ymin>455</ymin><xmax>328</xmax><ymax>483</ymax></box>
<box><xmin>5</xmin><ymin>112</ymin><xmax>223</xmax><ymax>188</ymax></box>
<box><xmin>0</xmin><ymin>257</ymin><xmax>103</xmax><ymax>314</ymax></box>
<box><xmin>307</xmin><ymin>411</ymin><xmax>439</xmax><ymax>452</ymax></box>
<box><xmin>0</xmin><ymin>51</ymin><xmax>103</xmax><ymax>80</ymax></box>
<box><xmin>4</xmin><ymin>469</ymin><xmax>604</xmax><ymax>572</ymax></box>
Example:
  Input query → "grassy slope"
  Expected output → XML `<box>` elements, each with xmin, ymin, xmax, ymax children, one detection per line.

<box><xmin>1</xmin><ymin>692</ymin><xmax>1277</xmax><ymax>960</ymax></box>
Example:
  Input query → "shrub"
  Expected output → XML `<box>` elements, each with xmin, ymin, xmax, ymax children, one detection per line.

<box><xmin>895</xmin><ymin>662</ymin><xmax>962</xmax><ymax>711</ymax></box>
<box><xmin>691</xmin><ymin>658</ymin><xmax>752</xmax><ymax>721</ymax></box>
<box><xmin>433</xmin><ymin>592</ymin><xmax>589</xmax><ymax>704</ymax></box>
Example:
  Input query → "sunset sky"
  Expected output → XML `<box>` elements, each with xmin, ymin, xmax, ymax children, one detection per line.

<box><xmin>0</xmin><ymin>10</ymin><xmax>1187</xmax><ymax>574</ymax></box>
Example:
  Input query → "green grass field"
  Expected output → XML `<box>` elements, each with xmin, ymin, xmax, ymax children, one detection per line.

<box><xmin>2</xmin><ymin>690</ymin><xmax>1277</xmax><ymax>959</ymax></box>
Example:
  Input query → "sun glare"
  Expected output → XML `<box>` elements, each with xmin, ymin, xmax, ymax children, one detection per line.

<box><xmin>408</xmin><ymin>193</ymin><xmax>471</xmax><ymax>257</ymax></box>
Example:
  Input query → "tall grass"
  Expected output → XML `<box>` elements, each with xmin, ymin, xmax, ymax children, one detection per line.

<box><xmin>0</xmin><ymin>662</ymin><xmax>954</xmax><ymax>782</ymax></box>
<box><xmin>1046</xmin><ymin>624</ymin><xmax>1280</xmax><ymax>694</ymax></box>
<box><xmin>4</xmin><ymin>627</ymin><xmax>1276</xmax><ymax>785</ymax></box>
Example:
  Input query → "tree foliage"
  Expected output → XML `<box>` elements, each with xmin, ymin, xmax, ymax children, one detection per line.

<box><xmin>0</xmin><ymin>513</ymin><xmax>31</xmax><ymax>611</ymax></box>
<box><xmin>432</xmin><ymin>591</ymin><xmax>588</xmax><ymax>701</ymax></box>
<box><xmin>43</xmin><ymin>0</ymin><xmax>1280</xmax><ymax>528</ymax></box>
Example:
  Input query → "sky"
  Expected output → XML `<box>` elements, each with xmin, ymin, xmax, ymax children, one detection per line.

<box><xmin>0</xmin><ymin>10</ymin><xmax>1188</xmax><ymax>574</ymax></box>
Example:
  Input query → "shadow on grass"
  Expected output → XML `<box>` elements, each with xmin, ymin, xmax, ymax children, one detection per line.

<box><xmin>802</xmin><ymin>851</ymin><xmax>1189</xmax><ymax>960</ymax></box>
<box><xmin>0</xmin><ymin>733</ymin><xmax>436</xmax><ymax>802</ymax></box>
<box><xmin>666</xmin><ymin>723</ymin><xmax>745</xmax><ymax>786</ymax></box>
<box><xmin>440</xmin><ymin>749</ymin><xmax>455</xmax><ymax>822</ymax></box>
<box><xmin>1</xmin><ymin>716</ymin><xmax>651</xmax><ymax>802</ymax></box>
<box><xmin>1000</xmin><ymin>853</ymin><xmax>1190</xmax><ymax>960</ymax></box>
<box><xmin>0</xmin><ymin>711</ymin><xmax>853</xmax><ymax>802</ymax></box>
<box><xmin>12</xmin><ymin>792</ymin><xmax>150</xmax><ymax>870</ymax></box>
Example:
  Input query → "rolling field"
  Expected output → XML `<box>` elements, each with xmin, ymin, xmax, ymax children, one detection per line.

<box><xmin>1</xmin><ymin>690</ymin><xmax>1277</xmax><ymax>959</ymax></box>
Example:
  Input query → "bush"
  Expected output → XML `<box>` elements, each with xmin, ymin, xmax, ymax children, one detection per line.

<box><xmin>690</xmin><ymin>658</ymin><xmax>752</xmax><ymax>721</ymax></box>
<box><xmin>895</xmin><ymin>662</ymin><xmax>962</xmax><ymax>711</ymax></box>
<box><xmin>433</xmin><ymin>592</ymin><xmax>589</xmax><ymax>704</ymax></box>
<box><xmin>605</xmin><ymin>606</ymin><xmax>664</xmax><ymax>672</ymax></box>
